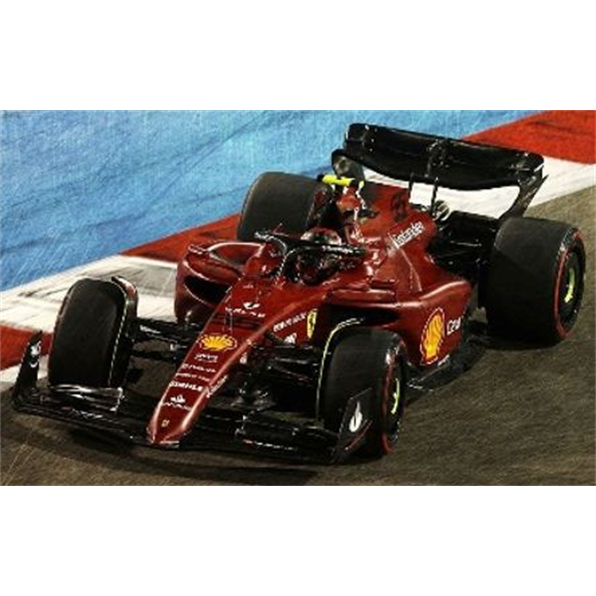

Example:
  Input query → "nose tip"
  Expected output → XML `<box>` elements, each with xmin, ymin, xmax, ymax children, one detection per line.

<box><xmin>148</xmin><ymin>427</ymin><xmax>181</xmax><ymax>448</ymax></box>
<box><xmin>148</xmin><ymin>417</ymin><xmax>184</xmax><ymax>447</ymax></box>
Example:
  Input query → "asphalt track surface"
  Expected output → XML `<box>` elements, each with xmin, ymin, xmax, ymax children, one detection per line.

<box><xmin>1</xmin><ymin>189</ymin><xmax>594</xmax><ymax>486</ymax></box>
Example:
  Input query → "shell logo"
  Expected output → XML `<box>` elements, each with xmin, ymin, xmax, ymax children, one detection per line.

<box><xmin>421</xmin><ymin>309</ymin><xmax>445</xmax><ymax>364</ymax></box>
<box><xmin>199</xmin><ymin>333</ymin><xmax>238</xmax><ymax>353</ymax></box>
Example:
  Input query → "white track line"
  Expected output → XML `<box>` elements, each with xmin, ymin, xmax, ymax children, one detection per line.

<box><xmin>1</xmin><ymin>357</ymin><xmax>47</xmax><ymax>388</ymax></box>
<box><xmin>1</xmin><ymin>255</ymin><xmax>177</xmax><ymax>333</ymax></box>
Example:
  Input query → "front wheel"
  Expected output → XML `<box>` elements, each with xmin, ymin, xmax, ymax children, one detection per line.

<box><xmin>48</xmin><ymin>278</ymin><xmax>138</xmax><ymax>388</ymax></box>
<box><xmin>321</xmin><ymin>328</ymin><xmax>407</xmax><ymax>458</ymax></box>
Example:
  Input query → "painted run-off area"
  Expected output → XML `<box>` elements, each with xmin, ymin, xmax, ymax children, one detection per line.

<box><xmin>1</xmin><ymin>110</ymin><xmax>539</xmax><ymax>289</ymax></box>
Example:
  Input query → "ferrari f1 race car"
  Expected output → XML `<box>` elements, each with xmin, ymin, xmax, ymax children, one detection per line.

<box><xmin>12</xmin><ymin>124</ymin><xmax>586</xmax><ymax>463</ymax></box>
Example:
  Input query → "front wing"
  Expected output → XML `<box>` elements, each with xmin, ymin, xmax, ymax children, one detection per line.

<box><xmin>11</xmin><ymin>334</ymin><xmax>371</xmax><ymax>464</ymax></box>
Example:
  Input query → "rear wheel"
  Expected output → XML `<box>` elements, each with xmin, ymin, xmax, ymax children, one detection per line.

<box><xmin>486</xmin><ymin>217</ymin><xmax>585</xmax><ymax>344</ymax></box>
<box><xmin>237</xmin><ymin>172</ymin><xmax>334</xmax><ymax>241</ymax></box>
<box><xmin>332</xmin><ymin>151</ymin><xmax>366</xmax><ymax>181</ymax></box>
<box><xmin>48</xmin><ymin>278</ymin><xmax>138</xmax><ymax>388</ymax></box>
<box><xmin>321</xmin><ymin>328</ymin><xmax>407</xmax><ymax>458</ymax></box>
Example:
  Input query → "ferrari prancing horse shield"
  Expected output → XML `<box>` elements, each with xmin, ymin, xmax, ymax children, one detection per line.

<box><xmin>307</xmin><ymin>309</ymin><xmax>318</xmax><ymax>340</ymax></box>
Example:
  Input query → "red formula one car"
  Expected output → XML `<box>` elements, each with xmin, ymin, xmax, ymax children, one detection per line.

<box><xmin>13</xmin><ymin>124</ymin><xmax>586</xmax><ymax>462</ymax></box>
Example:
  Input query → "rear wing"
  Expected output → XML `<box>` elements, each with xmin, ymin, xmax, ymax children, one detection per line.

<box><xmin>332</xmin><ymin>123</ymin><xmax>546</xmax><ymax>219</ymax></box>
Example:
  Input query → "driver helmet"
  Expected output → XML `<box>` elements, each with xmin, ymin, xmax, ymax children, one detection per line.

<box><xmin>301</xmin><ymin>228</ymin><xmax>343</xmax><ymax>247</ymax></box>
<box><xmin>296</xmin><ymin>228</ymin><xmax>343</xmax><ymax>285</ymax></box>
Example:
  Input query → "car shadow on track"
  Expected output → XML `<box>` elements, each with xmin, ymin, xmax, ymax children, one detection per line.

<box><xmin>1</xmin><ymin>408</ymin><xmax>320</xmax><ymax>486</ymax></box>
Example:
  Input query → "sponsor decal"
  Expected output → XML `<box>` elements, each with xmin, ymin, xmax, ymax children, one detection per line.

<box><xmin>208</xmin><ymin>375</ymin><xmax>229</xmax><ymax>397</ymax></box>
<box><xmin>170</xmin><ymin>380</ymin><xmax>205</xmax><ymax>392</ymax></box>
<box><xmin>273</xmin><ymin>312</ymin><xmax>309</xmax><ymax>333</ymax></box>
<box><xmin>165</xmin><ymin>375</ymin><xmax>228</xmax><ymax>406</ymax></box>
<box><xmin>349</xmin><ymin>401</ymin><xmax>364</xmax><ymax>433</ymax></box>
<box><xmin>175</xmin><ymin>372</ymin><xmax>203</xmax><ymax>380</ymax></box>
<box><xmin>176</xmin><ymin>372</ymin><xmax>212</xmax><ymax>383</ymax></box>
<box><xmin>194</xmin><ymin>353</ymin><xmax>219</xmax><ymax>364</ymax></box>
<box><xmin>227</xmin><ymin>306</ymin><xmax>265</xmax><ymax>319</ymax></box>
<box><xmin>181</xmin><ymin>363</ymin><xmax>216</xmax><ymax>374</ymax></box>
<box><xmin>446</xmin><ymin>317</ymin><xmax>463</xmax><ymax>336</ymax></box>
<box><xmin>391</xmin><ymin>221</ymin><xmax>425</xmax><ymax>250</ymax></box>
<box><xmin>243</xmin><ymin>302</ymin><xmax>260</xmax><ymax>311</ymax></box>
<box><xmin>307</xmin><ymin>309</ymin><xmax>318</xmax><ymax>340</ymax></box>
<box><xmin>163</xmin><ymin>394</ymin><xmax>192</xmax><ymax>412</ymax></box>
<box><xmin>273</xmin><ymin>309</ymin><xmax>319</xmax><ymax>336</ymax></box>
<box><xmin>198</xmin><ymin>333</ymin><xmax>238</xmax><ymax>353</ymax></box>
<box><xmin>29</xmin><ymin>340</ymin><xmax>42</xmax><ymax>368</ymax></box>
<box><xmin>283</xmin><ymin>333</ymin><xmax>297</xmax><ymax>345</ymax></box>
<box><xmin>421</xmin><ymin>308</ymin><xmax>445</xmax><ymax>364</ymax></box>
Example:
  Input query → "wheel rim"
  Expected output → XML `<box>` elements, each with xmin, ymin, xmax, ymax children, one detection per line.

<box><xmin>557</xmin><ymin>250</ymin><xmax>583</xmax><ymax>332</ymax></box>
<box><xmin>383</xmin><ymin>352</ymin><xmax>404</xmax><ymax>447</ymax></box>
<box><xmin>387</xmin><ymin>376</ymin><xmax>402</xmax><ymax>435</ymax></box>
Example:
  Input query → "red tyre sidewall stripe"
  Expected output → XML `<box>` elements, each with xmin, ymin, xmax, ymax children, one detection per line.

<box><xmin>553</xmin><ymin>232</ymin><xmax>584</xmax><ymax>340</ymax></box>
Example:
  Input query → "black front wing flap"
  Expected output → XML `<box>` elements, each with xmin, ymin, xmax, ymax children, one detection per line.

<box><xmin>11</xmin><ymin>333</ymin><xmax>370</xmax><ymax>464</ymax></box>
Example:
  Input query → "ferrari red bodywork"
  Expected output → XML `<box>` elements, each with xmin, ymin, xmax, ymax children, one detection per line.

<box><xmin>156</xmin><ymin>181</ymin><xmax>471</xmax><ymax>446</ymax></box>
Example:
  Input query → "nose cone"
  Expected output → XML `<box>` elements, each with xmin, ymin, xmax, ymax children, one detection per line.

<box><xmin>146</xmin><ymin>333</ymin><xmax>240</xmax><ymax>447</ymax></box>
<box><xmin>147</xmin><ymin>389</ymin><xmax>202</xmax><ymax>447</ymax></box>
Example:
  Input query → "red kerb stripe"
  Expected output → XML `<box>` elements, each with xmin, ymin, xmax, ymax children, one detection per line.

<box><xmin>124</xmin><ymin>214</ymin><xmax>239</xmax><ymax>262</ymax></box>
<box><xmin>1</xmin><ymin>326</ymin><xmax>51</xmax><ymax>370</ymax></box>
<box><xmin>469</xmin><ymin>110</ymin><xmax>595</xmax><ymax>164</ymax></box>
